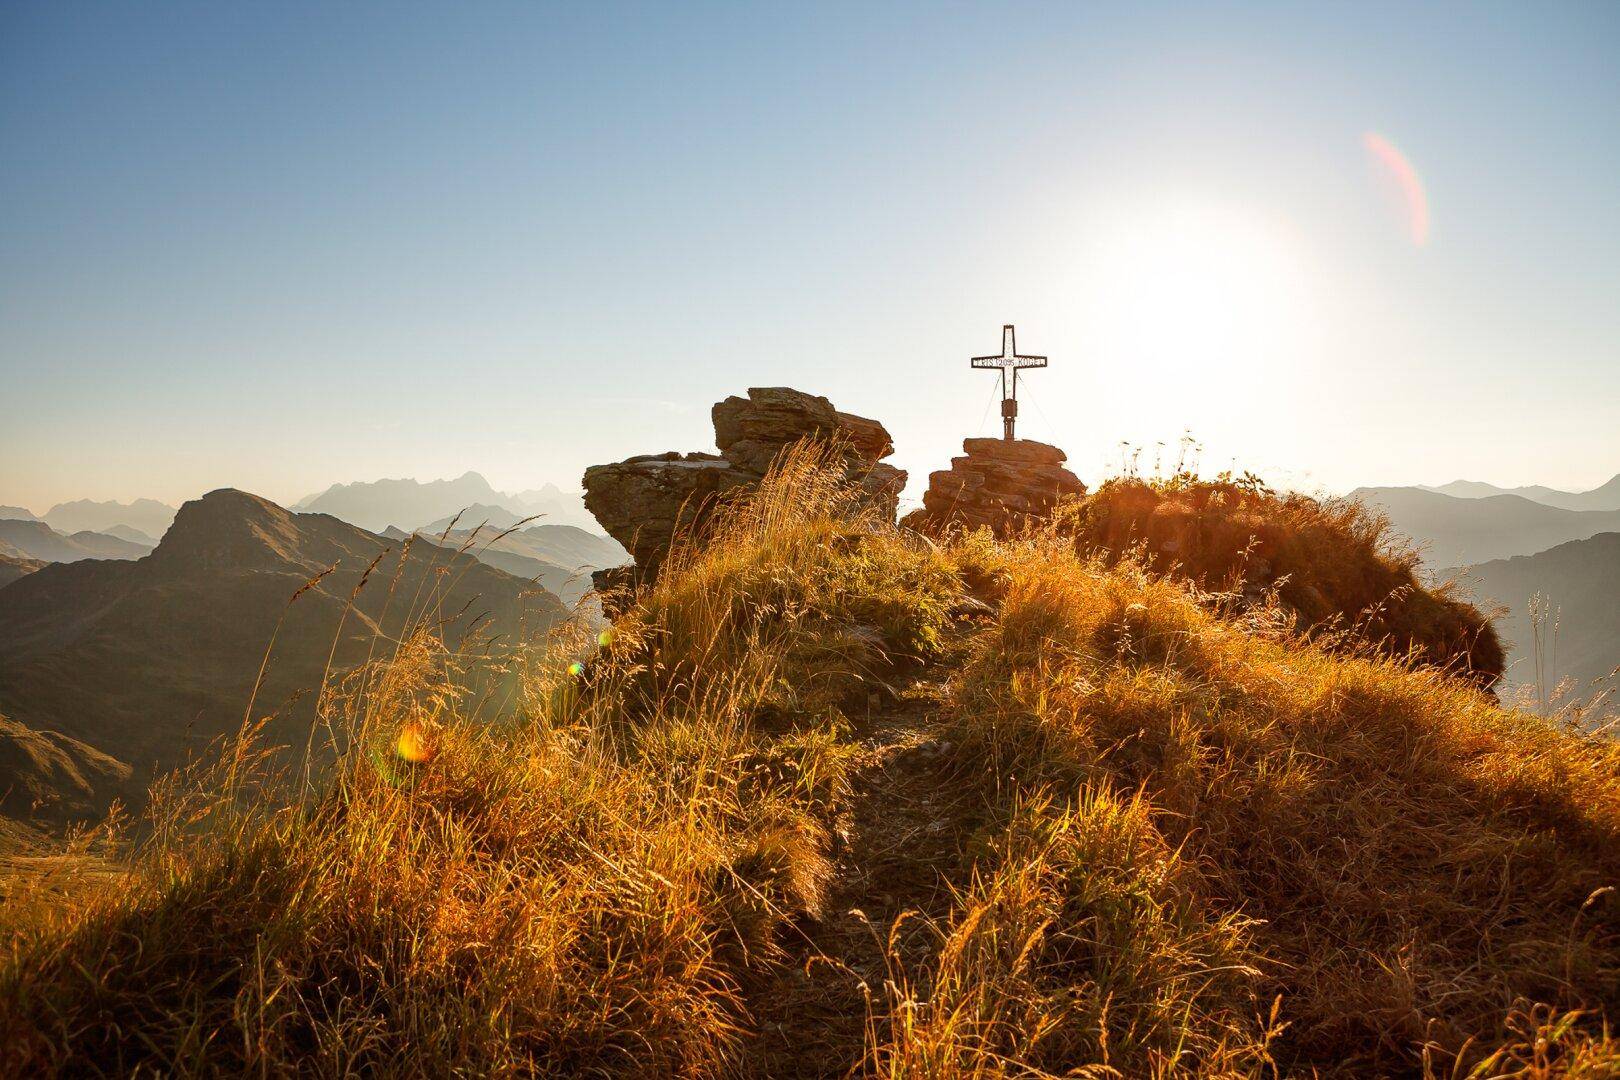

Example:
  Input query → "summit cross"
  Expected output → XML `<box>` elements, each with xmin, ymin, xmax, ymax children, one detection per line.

<box><xmin>970</xmin><ymin>324</ymin><xmax>1048</xmax><ymax>440</ymax></box>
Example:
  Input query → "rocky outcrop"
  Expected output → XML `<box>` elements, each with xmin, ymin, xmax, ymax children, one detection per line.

<box><xmin>581</xmin><ymin>453</ymin><xmax>757</xmax><ymax>571</ymax></box>
<box><xmin>712</xmin><ymin>388</ymin><xmax>892</xmax><ymax>472</ymax></box>
<box><xmin>583</xmin><ymin>388</ymin><xmax>904</xmax><ymax>575</ymax></box>
<box><xmin>904</xmin><ymin>437</ymin><xmax>1085</xmax><ymax>535</ymax></box>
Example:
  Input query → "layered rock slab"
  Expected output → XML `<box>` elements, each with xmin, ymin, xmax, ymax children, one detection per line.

<box><xmin>583</xmin><ymin>388</ymin><xmax>904</xmax><ymax>579</ymax></box>
<box><xmin>581</xmin><ymin>453</ymin><xmax>756</xmax><ymax>571</ymax></box>
<box><xmin>904</xmin><ymin>437</ymin><xmax>1085</xmax><ymax>535</ymax></box>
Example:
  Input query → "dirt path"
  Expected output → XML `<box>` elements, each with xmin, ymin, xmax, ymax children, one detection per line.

<box><xmin>739</xmin><ymin>670</ymin><xmax>980</xmax><ymax>1078</ymax></box>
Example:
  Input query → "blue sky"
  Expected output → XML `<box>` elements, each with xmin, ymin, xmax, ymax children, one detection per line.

<box><xmin>2</xmin><ymin>2</ymin><xmax>1617</xmax><ymax>510</ymax></box>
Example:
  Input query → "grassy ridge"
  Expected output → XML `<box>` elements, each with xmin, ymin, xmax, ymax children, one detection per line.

<box><xmin>898</xmin><ymin>533</ymin><xmax>1618</xmax><ymax>1075</ymax></box>
<box><xmin>2</xmin><ymin>448</ymin><xmax>1616</xmax><ymax>1076</ymax></box>
<box><xmin>1056</xmin><ymin>472</ymin><xmax>1504</xmax><ymax>684</ymax></box>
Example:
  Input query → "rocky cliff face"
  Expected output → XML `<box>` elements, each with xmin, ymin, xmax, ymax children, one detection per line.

<box><xmin>904</xmin><ymin>437</ymin><xmax>1086</xmax><ymax>534</ymax></box>
<box><xmin>583</xmin><ymin>388</ymin><xmax>904</xmax><ymax>573</ymax></box>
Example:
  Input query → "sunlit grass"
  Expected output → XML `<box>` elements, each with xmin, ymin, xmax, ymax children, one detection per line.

<box><xmin>1</xmin><ymin>444</ymin><xmax>1615</xmax><ymax>1077</ymax></box>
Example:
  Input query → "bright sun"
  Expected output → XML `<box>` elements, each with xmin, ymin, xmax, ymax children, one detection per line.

<box><xmin>1082</xmin><ymin>201</ymin><xmax>1320</xmax><ymax>443</ymax></box>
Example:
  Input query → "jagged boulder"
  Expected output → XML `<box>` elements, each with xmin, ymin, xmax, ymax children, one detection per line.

<box><xmin>583</xmin><ymin>388</ymin><xmax>904</xmax><ymax>577</ymax></box>
<box><xmin>712</xmin><ymin>388</ymin><xmax>895</xmax><ymax>473</ymax></box>
<box><xmin>904</xmin><ymin>437</ymin><xmax>1085</xmax><ymax>535</ymax></box>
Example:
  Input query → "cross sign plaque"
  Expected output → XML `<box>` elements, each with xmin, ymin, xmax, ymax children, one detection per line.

<box><xmin>971</xmin><ymin>324</ymin><xmax>1047</xmax><ymax>440</ymax></box>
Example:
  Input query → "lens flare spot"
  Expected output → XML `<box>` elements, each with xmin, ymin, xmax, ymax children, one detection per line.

<box><xmin>568</xmin><ymin>661</ymin><xmax>586</xmax><ymax>678</ymax></box>
<box><xmin>1363</xmin><ymin>131</ymin><xmax>1430</xmax><ymax>246</ymax></box>
<box><xmin>596</xmin><ymin>628</ymin><xmax>614</xmax><ymax>649</ymax></box>
<box><xmin>396</xmin><ymin>722</ymin><xmax>435</xmax><ymax>764</ymax></box>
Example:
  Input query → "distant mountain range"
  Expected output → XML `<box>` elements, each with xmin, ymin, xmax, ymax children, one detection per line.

<box><xmin>295</xmin><ymin>473</ymin><xmax>597</xmax><ymax>532</ymax></box>
<box><xmin>295</xmin><ymin>472</ymin><xmax>512</xmax><ymax>532</ymax></box>
<box><xmin>1420</xmin><ymin>474</ymin><xmax>1620</xmax><ymax>512</ymax></box>
<box><xmin>0</xmin><ymin>519</ymin><xmax>153</xmax><ymax>563</ymax></box>
<box><xmin>397</xmin><ymin>523</ymin><xmax>628</xmax><ymax>605</ymax></box>
<box><xmin>1350</xmin><ymin>475</ymin><xmax>1620</xmax><ymax>694</ymax></box>
<box><xmin>506</xmin><ymin>482</ymin><xmax>600</xmax><ymax>531</ymax></box>
<box><xmin>1</xmin><ymin>474</ymin><xmax>615</xmax><ymax>607</ymax></box>
<box><xmin>421</xmin><ymin>502</ymin><xmax>531</xmax><ymax>535</ymax></box>
<box><xmin>41</xmin><ymin>497</ymin><xmax>178</xmax><ymax>538</ymax></box>
<box><xmin>102</xmin><ymin>523</ymin><xmax>159</xmax><ymax>546</ymax></box>
<box><xmin>482</xmin><ymin>523</ymin><xmax>627</xmax><ymax>571</ymax></box>
<box><xmin>0</xmin><ymin>489</ymin><xmax>568</xmax><ymax>817</ymax></box>
<box><xmin>1351</xmin><ymin>486</ymin><xmax>1620</xmax><ymax>567</ymax></box>
<box><xmin>1455</xmin><ymin>532</ymin><xmax>1620</xmax><ymax>694</ymax></box>
<box><xmin>5</xmin><ymin>475</ymin><xmax>602</xmax><ymax>560</ymax></box>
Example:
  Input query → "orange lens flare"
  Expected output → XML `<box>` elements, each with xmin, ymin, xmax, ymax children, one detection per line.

<box><xmin>1363</xmin><ymin>131</ymin><xmax>1430</xmax><ymax>246</ymax></box>
<box><xmin>396</xmin><ymin>722</ymin><xmax>435</xmax><ymax>763</ymax></box>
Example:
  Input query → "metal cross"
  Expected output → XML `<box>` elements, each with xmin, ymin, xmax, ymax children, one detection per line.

<box><xmin>971</xmin><ymin>324</ymin><xmax>1047</xmax><ymax>440</ymax></box>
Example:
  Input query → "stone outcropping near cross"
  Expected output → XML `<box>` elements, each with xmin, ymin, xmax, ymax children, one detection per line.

<box><xmin>582</xmin><ymin>387</ymin><xmax>904</xmax><ymax>576</ymax></box>
<box><xmin>903</xmin><ymin>437</ymin><xmax>1086</xmax><ymax>535</ymax></box>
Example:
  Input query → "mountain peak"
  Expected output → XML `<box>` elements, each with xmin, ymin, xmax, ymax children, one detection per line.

<box><xmin>154</xmin><ymin>488</ymin><xmax>306</xmax><ymax>569</ymax></box>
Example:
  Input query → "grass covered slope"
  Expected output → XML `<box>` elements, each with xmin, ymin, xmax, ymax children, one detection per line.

<box><xmin>1059</xmin><ymin>474</ymin><xmax>1505</xmax><ymax>685</ymax></box>
<box><xmin>2</xmin><ymin>450</ymin><xmax>1616</xmax><ymax>1077</ymax></box>
<box><xmin>915</xmin><ymin>534</ymin><xmax>1618</xmax><ymax>1075</ymax></box>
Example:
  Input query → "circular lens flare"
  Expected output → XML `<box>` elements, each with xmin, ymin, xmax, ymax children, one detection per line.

<box><xmin>396</xmin><ymin>722</ymin><xmax>435</xmax><ymax>764</ymax></box>
<box><xmin>567</xmin><ymin>661</ymin><xmax>586</xmax><ymax>678</ymax></box>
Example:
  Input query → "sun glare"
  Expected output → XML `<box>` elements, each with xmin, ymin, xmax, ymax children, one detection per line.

<box><xmin>1085</xmin><ymin>203</ymin><xmax>1317</xmax><ymax>417</ymax></box>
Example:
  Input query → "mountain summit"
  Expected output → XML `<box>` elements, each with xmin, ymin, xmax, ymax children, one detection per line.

<box><xmin>0</xmin><ymin>488</ymin><xmax>567</xmax><ymax>790</ymax></box>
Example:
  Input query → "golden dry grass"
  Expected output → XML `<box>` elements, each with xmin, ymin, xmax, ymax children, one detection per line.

<box><xmin>1</xmin><ymin>447</ymin><xmax>1615</xmax><ymax>1077</ymax></box>
<box><xmin>902</xmin><ymin>532</ymin><xmax>1619</xmax><ymax>1077</ymax></box>
<box><xmin>1060</xmin><ymin>474</ymin><xmax>1503</xmax><ymax>686</ymax></box>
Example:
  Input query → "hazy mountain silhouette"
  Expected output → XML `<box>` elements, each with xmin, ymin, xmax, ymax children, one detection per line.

<box><xmin>421</xmin><ymin>537</ymin><xmax>581</xmax><ymax>604</ymax></box>
<box><xmin>0</xmin><ymin>489</ymin><xmax>568</xmax><ymax>796</ymax></box>
<box><xmin>422</xmin><ymin>503</ymin><xmax>530</xmax><ymax>534</ymax></box>
<box><xmin>294</xmin><ymin>472</ymin><xmax>523</xmax><ymax>532</ymax></box>
<box><xmin>42</xmin><ymin>497</ymin><xmax>176</xmax><ymax>538</ymax></box>
<box><xmin>509</xmin><ymin>482</ymin><xmax>598</xmax><ymax>530</ymax></box>
<box><xmin>295</xmin><ymin>473</ymin><xmax>600</xmax><ymax>533</ymax></box>
<box><xmin>101</xmin><ymin>524</ymin><xmax>158</xmax><ymax>547</ymax></box>
<box><xmin>0</xmin><ymin>520</ymin><xmax>151</xmax><ymax>563</ymax></box>
<box><xmin>1456</xmin><ymin>532</ymin><xmax>1620</xmax><ymax>693</ymax></box>
<box><xmin>501</xmin><ymin>524</ymin><xmax>629</xmax><ymax>571</ymax></box>
<box><xmin>1418</xmin><ymin>474</ymin><xmax>1620</xmax><ymax>512</ymax></box>
<box><xmin>419</xmin><ymin>524</ymin><xmax>629</xmax><ymax>605</ymax></box>
<box><xmin>1352</xmin><ymin>486</ymin><xmax>1620</xmax><ymax>566</ymax></box>
<box><xmin>0</xmin><ymin>506</ymin><xmax>39</xmax><ymax>522</ymax></box>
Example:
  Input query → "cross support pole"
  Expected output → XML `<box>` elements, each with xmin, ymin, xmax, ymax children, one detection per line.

<box><xmin>970</xmin><ymin>324</ymin><xmax>1047</xmax><ymax>441</ymax></box>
